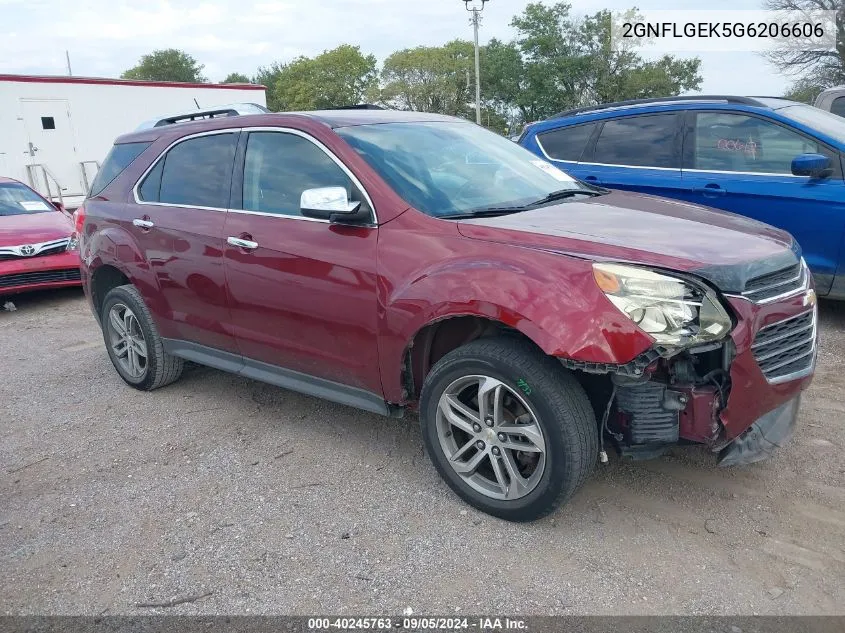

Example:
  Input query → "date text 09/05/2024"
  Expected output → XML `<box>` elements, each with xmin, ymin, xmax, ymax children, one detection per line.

<box><xmin>307</xmin><ymin>617</ymin><xmax>528</xmax><ymax>630</ymax></box>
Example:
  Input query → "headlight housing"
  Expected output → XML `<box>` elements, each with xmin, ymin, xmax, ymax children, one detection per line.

<box><xmin>593</xmin><ymin>262</ymin><xmax>732</xmax><ymax>348</ymax></box>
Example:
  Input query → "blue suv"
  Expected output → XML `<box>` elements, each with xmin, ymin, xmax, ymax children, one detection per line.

<box><xmin>519</xmin><ymin>96</ymin><xmax>845</xmax><ymax>298</ymax></box>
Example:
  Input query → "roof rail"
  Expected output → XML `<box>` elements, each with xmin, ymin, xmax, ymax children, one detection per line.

<box><xmin>547</xmin><ymin>95</ymin><xmax>769</xmax><ymax>120</ymax></box>
<box><xmin>136</xmin><ymin>103</ymin><xmax>270</xmax><ymax>130</ymax></box>
<box><xmin>321</xmin><ymin>104</ymin><xmax>385</xmax><ymax>110</ymax></box>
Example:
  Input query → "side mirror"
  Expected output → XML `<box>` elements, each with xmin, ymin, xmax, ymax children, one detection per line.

<box><xmin>51</xmin><ymin>200</ymin><xmax>68</xmax><ymax>214</ymax></box>
<box><xmin>791</xmin><ymin>153</ymin><xmax>831</xmax><ymax>179</ymax></box>
<box><xmin>300</xmin><ymin>187</ymin><xmax>364</xmax><ymax>222</ymax></box>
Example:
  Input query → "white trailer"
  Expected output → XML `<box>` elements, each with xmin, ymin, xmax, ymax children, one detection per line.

<box><xmin>0</xmin><ymin>74</ymin><xmax>267</xmax><ymax>209</ymax></box>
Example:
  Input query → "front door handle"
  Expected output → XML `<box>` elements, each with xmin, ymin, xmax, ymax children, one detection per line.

<box><xmin>693</xmin><ymin>183</ymin><xmax>726</xmax><ymax>197</ymax></box>
<box><xmin>132</xmin><ymin>218</ymin><xmax>154</xmax><ymax>229</ymax></box>
<box><xmin>583</xmin><ymin>175</ymin><xmax>602</xmax><ymax>185</ymax></box>
<box><xmin>227</xmin><ymin>236</ymin><xmax>259</xmax><ymax>250</ymax></box>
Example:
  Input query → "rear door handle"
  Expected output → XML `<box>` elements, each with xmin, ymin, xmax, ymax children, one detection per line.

<box><xmin>132</xmin><ymin>218</ymin><xmax>154</xmax><ymax>229</ymax></box>
<box><xmin>227</xmin><ymin>236</ymin><xmax>259</xmax><ymax>250</ymax></box>
<box><xmin>693</xmin><ymin>184</ymin><xmax>726</xmax><ymax>197</ymax></box>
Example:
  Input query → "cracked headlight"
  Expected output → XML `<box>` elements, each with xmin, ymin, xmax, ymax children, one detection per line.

<box><xmin>593</xmin><ymin>262</ymin><xmax>732</xmax><ymax>347</ymax></box>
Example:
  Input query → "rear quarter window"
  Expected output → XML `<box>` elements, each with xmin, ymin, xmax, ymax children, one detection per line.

<box><xmin>88</xmin><ymin>142</ymin><xmax>150</xmax><ymax>197</ymax></box>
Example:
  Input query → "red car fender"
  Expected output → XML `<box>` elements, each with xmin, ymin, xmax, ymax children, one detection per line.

<box><xmin>376</xmin><ymin>212</ymin><xmax>655</xmax><ymax>402</ymax></box>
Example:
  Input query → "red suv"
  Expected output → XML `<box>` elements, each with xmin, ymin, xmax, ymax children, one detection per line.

<box><xmin>78</xmin><ymin>109</ymin><xmax>817</xmax><ymax>521</ymax></box>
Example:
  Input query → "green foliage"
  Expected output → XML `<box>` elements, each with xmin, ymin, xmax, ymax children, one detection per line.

<box><xmin>380</xmin><ymin>40</ymin><xmax>476</xmax><ymax>115</ymax></box>
<box><xmin>121</xmin><ymin>49</ymin><xmax>206</xmax><ymax>83</ymax></box>
<box><xmin>222</xmin><ymin>73</ymin><xmax>251</xmax><ymax>84</ymax></box>
<box><xmin>783</xmin><ymin>77</ymin><xmax>826</xmax><ymax>104</ymax></box>
<box><xmin>375</xmin><ymin>3</ymin><xmax>701</xmax><ymax>128</ymax></box>
<box><xmin>265</xmin><ymin>45</ymin><xmax>378</xmax><ymax>112</ymax></box>
<box><xmin>507</xmin><ymin>4</ymin><xmax>702</xmax><ymax>122</ymax></box>
<box><xmin>128</xmin><ymin>4</ymin><xmax>705</xmax><ymax>130</ymax></box>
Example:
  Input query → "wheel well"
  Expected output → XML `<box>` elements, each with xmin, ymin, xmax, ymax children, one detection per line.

<box><xmin>90</xmin><ymin>265</ymin><xmax>130</xmax><ymax>318</ymax></box>
<box><xmin>402</xmin><ymin>316</ymin><xmax>539</xmax><ymax>401</ymax></box>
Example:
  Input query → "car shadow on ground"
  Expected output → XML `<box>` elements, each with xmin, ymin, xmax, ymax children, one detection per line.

<box><xmin>1</xmin><ymin>287</ymin><xmax>85</xmax><ymax>314</ymax></box>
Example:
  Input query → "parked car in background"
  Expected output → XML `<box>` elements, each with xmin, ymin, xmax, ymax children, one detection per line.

<box><xmin>0</xmin><ymin>177</ymin><xmax>80</xmax><ymax>296</ymax></box>
<box><xmin>814</xmin><ymin>86</ymin><xmax>845</xmax><ymax>117</ymax></box>
<box><xmin>79</xmin><ymin>109</ymin><xmax>815</xmax><ymax>521</ymax></box>
<box><xmin>519</xmin><ymin>96</ymin><xmax>845</xmax><ymax>298</ymax></box>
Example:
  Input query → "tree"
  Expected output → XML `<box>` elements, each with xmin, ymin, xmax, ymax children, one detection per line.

<box><xmin>379</xmin><ymin>40</ymin><xmax>476</xmax><ymax>115</ymax></box>
<box><xmin>121</xmin><ymin>49</ymin><xmax>206</xmax><ymax>83</ymax></box>
<box><xmin>764</xmin><ymin>0</ymin><xmax>845</xmax><ymax>95</ymax></box>
<box><xmin>480</xmin><ymin>38</ymin><xmax>527</xmax><ymax>130</ymax></box>
<box><xmin>265</xmin><ymin>45</ymin><xmax>378</xmax><ymax>111</ymax></box>
<box><xmin>222</xmin><ymin>72</ymin><xmax>251</xmax><ymax>84</ymax></box>
<box><xmin>784</xmin><ymin>76</ymin><xmax>827</xmax><ymax>102</ymax></box>
<box><xmin>254</xmin><ymin>63</ymin><xmax>286</xmax><ymax>110</ymax></box>
<box><xmin>506</xmin><ymin>3</ymin><xmax>702</xmax><ymax>122</ymax></box>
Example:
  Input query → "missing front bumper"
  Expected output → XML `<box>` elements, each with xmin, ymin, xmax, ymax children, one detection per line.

<box><xmin>718</xmin><ymin>396</ymin><xmax>800</xmax><ymax>467</ymax></box>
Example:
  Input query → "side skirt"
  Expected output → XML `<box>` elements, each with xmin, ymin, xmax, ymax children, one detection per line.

<box><xmin>162</xmin><ymin>339</ymin><xmax>401</xmax><ymax>418</ymax></box>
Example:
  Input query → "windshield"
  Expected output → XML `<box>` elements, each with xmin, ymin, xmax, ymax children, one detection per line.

<box><xmin>336</xmin><ymin>121</ymin><xmax>584</xmax><ymax>218</ymax></box>
<box><xmin>777</xmin><ymin>104</ymin><xmax>845</xmax><ymax>145</ymax></box>
<box><xmin>0</xmin><ymin>183</ymin><xmax>54</xmax><ymax>217</ymax></box>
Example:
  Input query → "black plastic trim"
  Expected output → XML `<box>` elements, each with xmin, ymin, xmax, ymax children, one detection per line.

<box><xmin>162</xmin><ymin>339</ymin><xmax>397</xmax><ymax>417</ymax></box>
<box><xmin>559</xmin><ymin>346</ymin><xmax>669</xmax><ymax>376</ymax></box>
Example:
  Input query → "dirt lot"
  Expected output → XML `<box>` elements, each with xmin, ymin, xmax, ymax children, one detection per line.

<box><xmin>1</xmin><ymin>288</ymin><xmax>844</xmax><ymax>615</ymax></box>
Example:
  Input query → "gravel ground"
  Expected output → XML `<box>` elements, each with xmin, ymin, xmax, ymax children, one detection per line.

<box><xmin>1</xmin><ymin>288</ymin><xmax>844</xmax><ymax>616</ymax></box>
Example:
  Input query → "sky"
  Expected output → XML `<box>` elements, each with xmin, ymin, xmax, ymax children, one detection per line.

<box><xmin>0</xmin><ymin>0</ymin><xmax>793</xmax><ymax>96</ymax></box>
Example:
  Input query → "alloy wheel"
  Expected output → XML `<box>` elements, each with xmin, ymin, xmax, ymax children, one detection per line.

<box><xmin>106</xmin><ymin>303</ymin><xmax>148</xmax><ymax>379</ymax></box>
<box><xmin>435</xmin><ymin>375</ymin><xmax>547</xmax><ymax>500</ymax></box>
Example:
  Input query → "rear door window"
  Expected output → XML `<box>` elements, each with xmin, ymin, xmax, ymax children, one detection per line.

<box><xmin>537</xmin><ymin>123</ymin><xmax>595</xmax><ymax>162</ymax></box>
<box><xmin>591</xmin><ymin>114</ymin><xmax>681</xmax><ymax>168</ymax></box>
<box><xmin>140</xmin><ymin>133</ymin><xmax>237</xmax><ymax>208</ymax></box>
<box><xmin>89</xmin><ymin>141</ymin><xmax>150</xmax><ymax>197</ymax></box>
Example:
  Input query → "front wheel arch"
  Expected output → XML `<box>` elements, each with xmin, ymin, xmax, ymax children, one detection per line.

<box><xmin>401</xmin><ymin>314</ymin><xmax>549</xmax><ymax>403</ymax></box>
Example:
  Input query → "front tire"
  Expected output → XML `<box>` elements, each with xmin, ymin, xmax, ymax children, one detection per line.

<box><xmin>419</xmin><ymin>337</ymin><xmax>597</xmax><ymax>521</ymax></box>
<box><xmin>100</xmin><ymin>284</ymin><xmax>183</xmax><ymax>391</ymax></box>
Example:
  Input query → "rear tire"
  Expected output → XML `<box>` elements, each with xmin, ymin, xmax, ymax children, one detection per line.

<box><xmin>419</xmin><ymin>337</ymin><xmax>597</xmax><ymax>521</ymax></box>
<box><xmin>100</xmin><ymin>284</ymin><xmax>183</xmax><ymax>391</ymax></box>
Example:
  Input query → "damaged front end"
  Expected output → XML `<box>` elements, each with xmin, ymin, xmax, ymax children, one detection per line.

<box><xmin>566</xmin><ymin>259</ymin><xmax>817</xmax><ymax>466</ymax></box>
<box><xmin>563</xmin><ymin>339</ymin><xmax>734</xmax><ymax>462</ymax></box>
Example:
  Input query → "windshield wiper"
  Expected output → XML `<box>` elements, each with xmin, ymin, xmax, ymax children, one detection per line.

<box><xmin>439</xmin><ymin>187</ymin><xmax>604</xmax><ymax>220</ymax></box>
<box><xmin>524</xmin><ymin>188</ymin><xmax>603</xmax><ymax>208</ymax></box>
<box><xmin>438</xmin><ymin>207</ymin><xmax>527</xmax><ymax>219</ymax></box>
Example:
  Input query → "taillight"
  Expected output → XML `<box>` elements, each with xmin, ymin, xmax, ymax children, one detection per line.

<box><xmin>67</xmin><ymin>205</ymin><xmax>85</xmax><ymax>252</ymax></box>
<box><xmin>73</xmin><ymin>205</ymin><xmax>86</xmax><ymax>234</ymax></box>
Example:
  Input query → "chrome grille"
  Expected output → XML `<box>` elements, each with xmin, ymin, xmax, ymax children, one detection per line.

<box><xmin>0</xmin><ymin>268</ymin><xmax>81</xmax><ymax>288</ymax></box>
<box><xmin>752</xmin><ymin>309</ymin><xmax>816</xmax><ymax>383</ymax></box>
<box><xmin>742</xmin><ymin>261</ymin><xmax>806</xmax><ymax>303</ymax></box>
<box><xmin>0</xmin><ymin>238</ymin><xmax>70</xmax><ymax>261</ymax></box>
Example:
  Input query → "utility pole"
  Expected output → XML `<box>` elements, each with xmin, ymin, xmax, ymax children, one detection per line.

<box><xmin>463</xmin><ymin>0</ymin><xmax>490</xmax><ymax>125</ymax></box>
<box><xmin>65</xmin><ymin>50</ymin><xmax>72</xmax><ymax>76</ymax></box>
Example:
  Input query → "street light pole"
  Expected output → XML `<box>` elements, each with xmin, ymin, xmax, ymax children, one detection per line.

<box><xmin>463</xmin><ymin>0</ymin><xmax>490</xmax><ymax>125</ymax></box>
